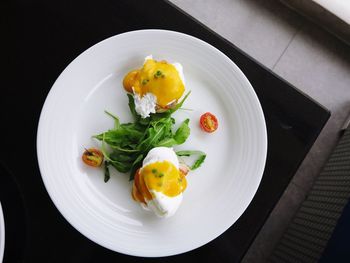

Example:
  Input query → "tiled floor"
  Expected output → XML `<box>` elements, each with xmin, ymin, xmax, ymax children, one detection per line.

<box><xmin>170</xmin><ymin>0</ymin><xmax>350</xmax><ymax>262</ymax></box>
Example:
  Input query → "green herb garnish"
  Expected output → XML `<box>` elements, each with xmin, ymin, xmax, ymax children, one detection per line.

<box><xmin>154</xmin><ymin>70</ymin><xmax>165</xmax><ymax>79</ymax></box>
<box><xmin>141</xmin><ymin>79</ymin><xmax>149</xmax><ymax>85</ymax></box>
<box><xmin>154</xmin><ymin>70</ymin><xmax>162</xmax><ymax>78</ymax></box>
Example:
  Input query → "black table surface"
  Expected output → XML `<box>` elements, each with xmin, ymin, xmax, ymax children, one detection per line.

<box><xmin>1</xmin><ymin>0</ymin><xmax>330</xmax><ymax>262</ymax></box>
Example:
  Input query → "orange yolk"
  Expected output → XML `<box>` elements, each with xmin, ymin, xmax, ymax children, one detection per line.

<box><xmin>123</xmin><ymin>59</ymin><xmax>185</xmax><ymax>108</ymax></box>
<box><xmin>131</xmin><ymin>161</ymin><xmax>187</xmax><ymax>203</ymax></box>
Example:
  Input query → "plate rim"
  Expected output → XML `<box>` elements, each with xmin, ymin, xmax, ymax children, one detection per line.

<box><xmin>36</xmin><ymin>29</ymin><xmax>267</xmax><ymax>257</ymax></box>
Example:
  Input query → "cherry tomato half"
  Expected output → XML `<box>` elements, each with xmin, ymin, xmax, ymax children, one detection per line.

<box><xmin>199</xmin><ymin>112</ymin><xmax>218</xmax><ymax>133</ymax></box>
<box><xmin>82</xmin><ymin>148</ymin><xmax>104</xmax><ymax>167</ymax></box>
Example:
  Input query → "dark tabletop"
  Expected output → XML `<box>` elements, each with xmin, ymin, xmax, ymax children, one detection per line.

<box><xmin>1</xmin><ymin>0</ymin><xmax>330</xmax><ymax>262</ymax></box>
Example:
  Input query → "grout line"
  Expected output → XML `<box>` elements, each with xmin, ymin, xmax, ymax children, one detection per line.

<box><xmin>272</xmin><ymin>23</ymin><xmax>304</xmax><ymax>70</ymax></box>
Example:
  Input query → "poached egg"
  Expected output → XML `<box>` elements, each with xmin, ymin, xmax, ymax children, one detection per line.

<box><xmin>123</xmin><ymin>56</ymin><xmax>185</xmax><ymax>118</ymax></box>
<box><xmin>132</xmin><ymin>147</ymin><xmax>187</xmax><ymax>218</ymax></box>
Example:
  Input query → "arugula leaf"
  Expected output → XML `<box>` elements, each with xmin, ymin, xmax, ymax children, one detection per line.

<box><xmin>176</xmin><ymin>150</ymin><xmax>206</xmax><ymax>170</ymax></box>
<box><xmin>92</xmin><ymin>92</ymin><xmax>205</xmax><ymax>181</ymax></box>
<box><xmin>109</xmin><ymin>159</ymin><xmax>132</xmax><ymax>173</ymax></box>
<box><xmin>129</xmin><ymin>154</ymin><xmax>144</xmax><ymax>181</ymax></box>
<box><xmin>109</xmin><ymin>145</ymin><xmax>140</xmax><ymax>153</ymax></box>
<box><xmin>145</xmin><ymin>125</ymin><xmax>166</xmax><ymax>150</ymax></box>
<box><xmin>109</xmin><ymin>152</ymin><xmax>134</xmax><ymax>162</ymax></box>
<box><xmin>156</xmin><ymin>119</ymin><xmax>190</xmax><ymax>147</ymax></box>
<box><xmin>169</xmin><ymin>91</ymin><xmax>191</xmax><ymax>114</ymax></box>
<box><xmin>127</xmin><ymin>93</ymin><xmax>139</xmax><ymax>121</ymax></box>
<box><xmin>104</xmin><ymin>110</ymin><xmax>120</xmax><ymax>129</ymax></box>
<box><xmin>150</xmin><ymin>91</ymin><xmax>191</xmax><ymax>120</ymax></box>
<box><xmin>94</xmin><ymin>125</ymin><xmax>144</xmax><ymax>145</ymax></box>
<box><xmin>136</xmin><ymin>117</ymin><xmax>173</xmax><ymax>150</ymax></box>
<box><xmin>136</xmin><ymin>128</ymin><xmax>156</xmax><ymax>150</ymax></box>
<box><xmin>164</xmin><ymin>91</ymin><xmax>191</xmax><ymax>116</ymax></box>
<box><xmin>100</xmin><ymin>133</ymin><xmax>133</xmax><ymax>173</ymax></box>
<box><xmin>173</xmin><ymin>119</ymin><xmax>190</xmax><ymax>144</ymax></box>
<box><xmin>104</xmin><ymin>161</ymin><xmax>111</xmax><ymax>182</ymax></box>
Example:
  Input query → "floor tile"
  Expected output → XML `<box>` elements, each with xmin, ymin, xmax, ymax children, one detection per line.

<box><xmin>170</xmin><ymin>0</ymin><xmax>304</xmax><ymax>68</ymax></box>
<box><xmin>273</xmin><ymin>23</ymin><xmax>350</xmax><ymax>108</ymax></box>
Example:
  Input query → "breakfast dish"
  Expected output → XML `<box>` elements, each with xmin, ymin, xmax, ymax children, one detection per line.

<box><xmin>84</xmin><ymin>56</ymin><xmax>208</xmax><ymax>218</ymax></box>
<box><xmin>37</xmin><ymin>29</ymin><xmax>267</xmax><ymax>256</ymax></box>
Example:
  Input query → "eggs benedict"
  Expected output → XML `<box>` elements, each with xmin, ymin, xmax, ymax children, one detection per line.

<box><xmin>132</xmin><ymin>147</ymin><xmax>188</xmax><ymax>218</ymax></box>
<box><xmin>123</xmin><ymin>56</ymin><xmax>185</xmax><ymax>118</ymax></box>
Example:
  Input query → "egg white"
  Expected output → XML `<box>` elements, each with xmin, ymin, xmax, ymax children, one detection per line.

<box><xmin>142</xmin><ymin>147</ymin><xmax>179</xmax><ymax>169</ymax></box>
<box><xmin>147</xmin><ymin>191</ymin><xmax>183</xmax><ymax>218</ymax></box>
<box><xmin>133</xmin><ymin>92</ymin><xmax>157</xmax><ymax>118</ymax></box>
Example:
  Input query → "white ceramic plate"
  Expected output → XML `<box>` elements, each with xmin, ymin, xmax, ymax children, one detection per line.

<box><xmin>0</xmin><ymin>202</ymin><xmax>5</xmax><ymax>262</ymax></box>
<box><xmin>37</xmin><ymin>30</ymin><xmax>267</xmax><ymax>257</ymax></box>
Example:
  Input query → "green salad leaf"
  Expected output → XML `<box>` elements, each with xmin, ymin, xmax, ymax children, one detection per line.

<box><xmin>156</xmin><ymin>119</ymin><xmax>190</xmax><ymax>147</ymax></box>
<box><xmin>93</xmin><ymin>92</ymin><xmax>205</xmax><ymax>181</ymax></box>
<box><xmin>104</xmin><ymin>161</ymin><xmax>111</xmax><ymax>182</ymax></box>
<box><xmin>176</xmin><ymin>150</ymin><xmax>206</xmax><ymax>170</ymax></box>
